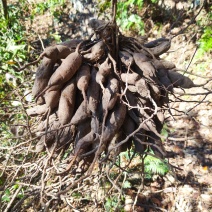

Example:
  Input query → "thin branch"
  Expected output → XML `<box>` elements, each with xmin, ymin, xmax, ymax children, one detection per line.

<box><xmin>170</xmin><ymin>1</ymin><xmax>206</xmax><ymax>39</ymax></box>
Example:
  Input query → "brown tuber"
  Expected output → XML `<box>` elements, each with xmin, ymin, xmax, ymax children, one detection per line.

<box><xmin>82</xmin><ymin>40</ymin><xmax>105</xmax><ymax>62</ymax></box>
<box><xmin>96</xmin><ymin>57</ymin><xmax>112</xmax><ymax>90</ymax></box>
<box><xmin>102</xmin><ymin>77</ymin><xmax>119</xmax><ymax>112</ymax></box>
<box><xmin>48</xmin><ymin>42</ymin><xmax>83</xmax><ymax>87</ymax></box>
<box><xmin>76</xmin><ymin>64</ymin><xmax>91</xmax><ymax>106</ymax></box>
<box><xmin>58</xmin><ymin>78</ymin><xmax>77</xmax><ymax>125</ymax></box>
<box><xmin>167</xmin><ymin>69</ymin><xmax>195</xmax><ymax>88</ymax></box>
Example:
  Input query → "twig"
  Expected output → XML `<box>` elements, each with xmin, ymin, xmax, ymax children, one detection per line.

<box><xmin>173</xmin><ymin>91</ymin><xmax>212</xmax><ymax>96</ymax></box>
<box><xmin>177</xmin><ymin>70</ymin><xmax>212</xmax><ymax>79</ymax></box>
<box><xmin>112</xmin><ymin>0</ymin><xmax>117</xmax><ymax>24</ymax></box>
<box><xmin>171</xmin><ymin>1</ymin><xmax>206</xmax><ymax>39</ymax></box>
<box><xmin>106</xmin><ymin>167</ymin><xmax>122</xmax><ymax>194</ymax></box>
<box><xmin>18</xmin><ymin>58</ymin><xmax>40</xmax><ymax>71</ymax></box>
<box><xmin>108</xmin><ymin>53</ymin><xmax>121</xmax><ymax>78</ymax></box>
<box><xmin>133</xmin><ymin>157</ymin><xmax>145</xmax><ymax>210</ymax></box>
<box><xmin>185</xmin><ymin>46</ymin><xmax>198</xmax><ymax>72</ymax></box>
<box><xmin>38</xmin><ymin>34</ymin><xmax>45</xmax><ymax>51</ymax></box>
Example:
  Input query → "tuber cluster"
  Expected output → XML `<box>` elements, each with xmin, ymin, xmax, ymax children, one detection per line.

<box><xmin>26</xmin><ymin>19</ymin><xmax>196</xmax><ymax>172</ymax></box>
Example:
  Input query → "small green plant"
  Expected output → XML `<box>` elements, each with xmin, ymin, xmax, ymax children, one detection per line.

<box><xmin>0</xmin><ymin>0</ymin><xmax>65</xmax><ymax>136</ymax></box>
<box><xmin>117</xmin><ymin>0</ymin><xmax>144</xmax><ymax>34</ymax></box>
<box><xmin>161</xmin><ymin>123</ymin><xmax>169</xmax><ymax>142</ymax></box>
<box><xmin>117</xmin><ymin>146</ymin><xmax>169</xmax><ymax>181</ymax></box>
<box><xmin>1</xmin><ymin>188</ymin><xmax>11</xmax><ymax>203</ymax></box>
<box><xmin>122</xmin><ymin>180</ymin><xmax>132</xmax><ymax>189</ymax></box>
<box><xmin>0</xmin><ymin>2</ymin><xmax>27</xmax><ymax>97</ymax></box>
<box><xmin>196</xmin><ymin>6</ymin><xmax>212</xmax><ymax>57</ymax></box>
<box><xmin>99</xmin><ymin>0</ymin><xmax>143</xmax><ymax>34</ymax></box>
<box><xmin>31</xmin><ymin>0</ymin><xmax>65</xmax><ymax>17</ymax></box>
<box><xmin>1</xmin><ymin>183</ymin><xmax>24</xmax><ymax>203</ymax></box>
<box><xmin>144</xmin><ymin>153</ymin><xmax>169</xmax><ymax>179</ymax></box>
<box><xmin>0</xmin><ymin>0</ymin><xmax>66</xmax><ymax>98</ymax></box>
<box><xmin>99</xmin><ymin>0</ymin><xmax>158</xmax><ymax>34</ymax></box>
<box><xmin>198</xmin><ymin>25</ymin><xmax>212</xmax><ymax>53</ymax></box>
<box><xmin>117</xmin><ymin>142</ymin><xmax>169</xmax><ymax>178</ymax></box>
<box><xmin>104</xmin><ymin>196</ymin><xmax>125</xmax><ymax>212</ymax></box>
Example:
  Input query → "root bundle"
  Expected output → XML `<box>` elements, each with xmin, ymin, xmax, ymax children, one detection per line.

<box><xmin>26</xmin><ymin>19</ymin><xmax>196</xmax><ymax>175</ymax></box>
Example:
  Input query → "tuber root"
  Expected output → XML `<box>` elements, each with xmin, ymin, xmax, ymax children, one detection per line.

<box><xmin>76</xmin><ymin>64</ymin><xmax>91</xmax><ymax>106</ymax></box>
<box><xmin>58</xmin><ymin>78</ymin><xmax>77</xmax><ymax>125</ymax></box>
<box><xmin>82</xmin><ymin>40</ymin><xmax>105</xmax><ymax>62</ymax></box>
